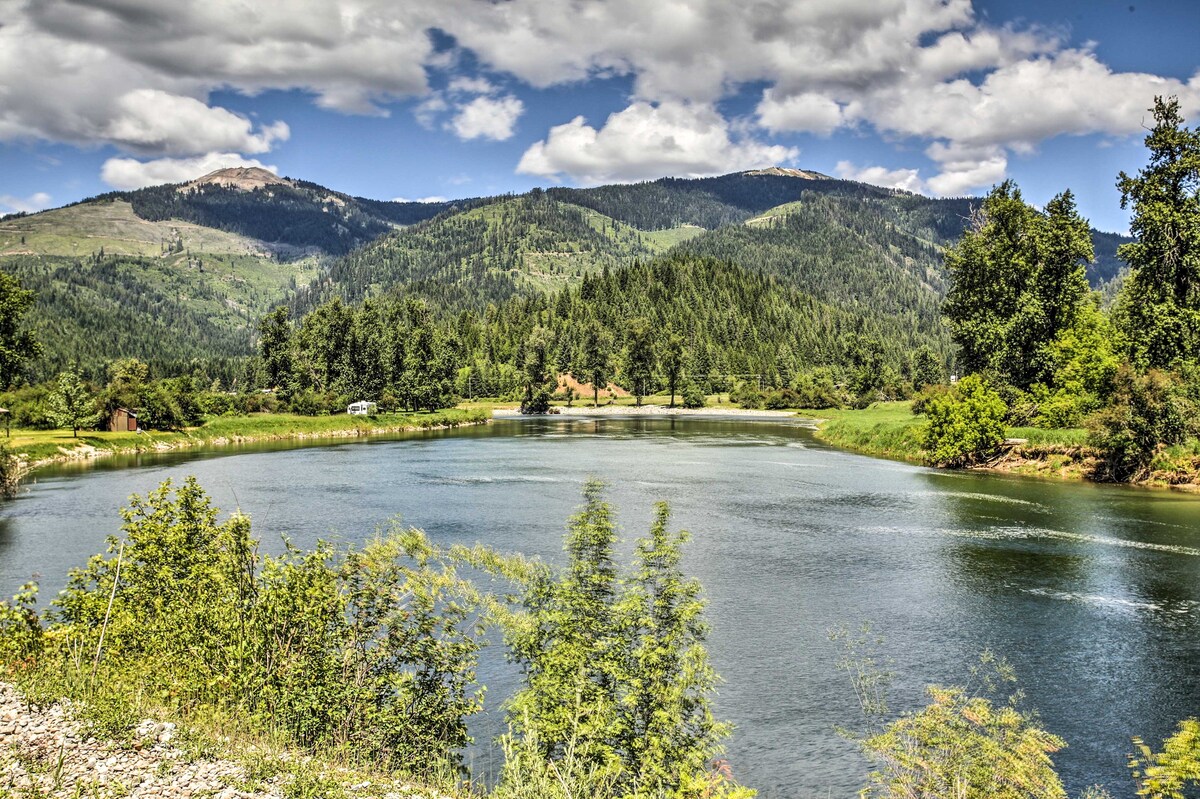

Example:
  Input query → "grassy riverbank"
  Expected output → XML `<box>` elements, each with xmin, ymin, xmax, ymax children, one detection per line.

<box><xmin>7</xmin><ymin>407</ymin><xmax>491</xmax><ymax>475</ymax></box>
<box><xmin>799</xmin><ymin>401</ymin><xmax>1200</xmax><ymax>488</ymax></box>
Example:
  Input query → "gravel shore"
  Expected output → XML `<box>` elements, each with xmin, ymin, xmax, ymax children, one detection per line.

<box><xmin>0</xmin><ymin>683</ymin><xmax>442</xmax><ymax>799</ymax></box>
<box><xmin>0</xmin><ymin>683</ymin><xmax>281</xmax><ymax>799</ymax></box>
<box><xmin>492</xmin><ymin>404</ymin><xmax>799</xmax><ymax>419</ymax></box>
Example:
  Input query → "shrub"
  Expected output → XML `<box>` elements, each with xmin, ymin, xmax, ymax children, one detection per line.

<box><xmin>764</xmin><ymin>388</ymin><xmax>800</xmax><ymax>410</ymax></box>
<box><xmin>520</xmin><ymin>387</ymin><xmax>552</xmax><ymax>414</ymax></box>
<box><xmin>36</xmin><ymin>478</ymin><xmax>484</xmax><ymax>772</ymax></box>
<box><xmin>910</xmin><ymin>384</ymin><xmax>950</xmax><ymax>416</ymax></box>
<box><xmin>0</xmin><ymin>582</ymin><xmax>42</xmax><ymax>667</ymax></box>
<box><xmin>730</xmin><ymin>381</ymin><xmax>765</xmax><ymax>409</ymax></box>
<box><xmin>681</xmin><ymin>383</ymin><xmax>706</xmax><ymax>409</ymax></box>
<box><xmin>1088</xmin><ymin>366</ymin><xmax>1197</xmax><ymax>482</ymax></box>
<box><xmin>921</xmin><ymin>375</ymin><xmax>1008</xmax><ymax>467</ymax></box>
<box><xmin>859</xmin><ymin>656</ymin><xmax>1068</xmax><ymax>799</ymax></box>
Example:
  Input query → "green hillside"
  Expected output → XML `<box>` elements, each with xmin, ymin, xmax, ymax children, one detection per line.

<box><xmin>0</xmin><ymin>195</ymin><xmax>320</xmax><ymax>379</ymax></box>
<box><xmin>313</xmin><ymin>192</ymin><xmax>703</xmax><ymax>308</ymax></box>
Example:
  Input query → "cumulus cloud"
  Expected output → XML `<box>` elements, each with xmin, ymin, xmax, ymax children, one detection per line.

<box><xmin>517</xmin><ymin>101</ymin><xmax>796</xmax><ymax>184</ymax></box>
<box><xmin>757</xmin><ymin>91</ymin><xmax>845</xmax><ymax>136</ymax></box>
<box><xmin>834</xmin><ymin>162</ymin><xmax>924</xmax><ymax>193</ymax></box>
<box><xmin>449</xmin><ymin>95</ymin><xmax>524</xmax><ymax>141</ymax></box>
<box><xmin>3</xmin><ymin>0</ymin><xmax>1200</xmax><ymax>194</ymax></box>
<box><xmin>0</xmin><ymin>192</ymin><xmax>53</xmax><ymax>216</ymax></box>
<box><xmin>392</xmin><ymin>195</ymin><xmax>449</xmax><ymax>203</ymax></box>
<box><xmin>100</xmin><ymin>153</ymin><xmax>277</xmax><ymax>191</ymax></box>
<box><xmin>922</xmin><ymin>142</ymin><xmax>1008</xmax><ymax>196</ymax></box>
<box><xmin>105</xmin><ymin>90</ymin><xmax>289</xmax><ymax>156</ymax></box>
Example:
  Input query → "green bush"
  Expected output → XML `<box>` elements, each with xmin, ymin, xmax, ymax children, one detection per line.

<box><xmin>1088</xmin><ymin>366</ymin><xmax>1197</xmax><ymax>482</ymax></box>
<box><xmin>681</xmin><ymin>383</ymin><xmax>706</xmax><ymax>409</ymax></box>
<box><xmin>37</xmin><ymin>478</ymin><xmax>483</xmax><ymax>773</ymax></box>
<box><xmin>910</xmin><ymin>384</ymin><xmax>950</xmax><ymax>416</ymax></box>
<box><xmin>922</xmin><ymin>375</ymin><xmax>1008</xmax><ymax>467</ymax></box>
<box><xmin>730</xmin><ymin>381</ymin><xmax>765</xmax><ymax>409</ymax></box>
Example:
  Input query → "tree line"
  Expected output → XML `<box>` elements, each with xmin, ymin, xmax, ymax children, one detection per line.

<box><xmin>924</xmin><ymin>96</ymin><xmax>1200</xmax><ymax>481</ymax></box>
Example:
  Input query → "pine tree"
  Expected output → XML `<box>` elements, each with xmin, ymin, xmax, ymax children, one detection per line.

<box><xmin>574</xmin><ymin>322</ymin><xmax>613</xmax><ymax>407</ymax></box>
<box><xmin>1116</xmin><ymin>96</ymin><xmax>1200</xmax><ymax>369</ymax></box>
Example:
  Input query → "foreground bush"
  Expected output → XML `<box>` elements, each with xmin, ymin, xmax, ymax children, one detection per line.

<box><xmin>921</xmin><ymin>375</ymin><xmax>1008</xmax><ymax>467</ymax></box>
<box><xmin>20</xmin><ymin>478</ymin><xmax>483</xmax><ymax>775</ymax></box>
<box><xmin>1</xmin><ymin>477</ymin><xmax>751</xmax><ymax>798</ymax></box>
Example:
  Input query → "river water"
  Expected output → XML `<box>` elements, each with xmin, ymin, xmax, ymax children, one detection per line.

<box><xmin>2</xmin><ymin>416</ymin><xmax>1199</xmax><ymax>797</ymax></box>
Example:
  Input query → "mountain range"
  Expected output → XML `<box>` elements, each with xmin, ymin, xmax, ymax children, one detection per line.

<box><xmin>0</xmin><ymin>167</ymin><xmax>1130</xmax><ymax>378</ymax></box>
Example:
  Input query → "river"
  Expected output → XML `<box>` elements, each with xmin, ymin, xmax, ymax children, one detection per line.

<box><xmin>2</xmin><ymin>416</ymin><xmax>1198</xmax><ymax>797</ymax></box>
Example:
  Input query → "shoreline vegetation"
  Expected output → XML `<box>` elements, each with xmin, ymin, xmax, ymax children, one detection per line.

<box><xmin>6</xmin><ymin>407</ymin><xmax>491</xmax><ymax>480</ymax></box>
<box><xmin>6</xmin><ymin>396</ymin><xmax>1198</xmax><ymax>491</ymax></box>
<box><xmin>801</xmin><ymin>400</ymin><xmax>1200</xmax><ymax>491</ymax></box>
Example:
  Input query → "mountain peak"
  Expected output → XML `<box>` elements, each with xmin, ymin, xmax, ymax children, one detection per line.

<box><xmin>744</xmin><ymin>166</ymin><xmax>830</xmax><ymax>180</ymax></box>
<box><xmin>183</xmin><ymin>167</ymin><xmax>292</xmax><ymax>192</ymax></box>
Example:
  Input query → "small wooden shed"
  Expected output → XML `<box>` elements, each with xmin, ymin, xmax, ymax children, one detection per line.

<box><xmin>109</xmin><ymin>407</ymin><xmax>138</xmax><ymax>432</ymax></box>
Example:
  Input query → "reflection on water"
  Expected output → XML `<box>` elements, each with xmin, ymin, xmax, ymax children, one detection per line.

<box><xmin>3</xmin><ymin>417</ymin><xmax>1199</xmax><ymax>797</ymax></box>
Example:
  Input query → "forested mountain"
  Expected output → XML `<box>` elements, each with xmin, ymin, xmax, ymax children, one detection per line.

<box><xmin>6</xmin><ymin>254</ymin><xmax>255</xmax><ymax>379</ymax></box>
<box><xmin>0</xmin><ymin>167</ymin><xmax>1132</xmax><ymax>378</ymax></box>
<box><xmin>0</xmin><ymin>168</ymin><xmax>458</xmax><ymax>379</ymax></box>
<box><xmin>302</xmin><ymin>192</ymin><xmax>701</xmax><ymax>310</ymax></box>
<box><xmin>108</xmin><ymin>167</ymin><xmax>459</xmax><ymax>255</ymax></box>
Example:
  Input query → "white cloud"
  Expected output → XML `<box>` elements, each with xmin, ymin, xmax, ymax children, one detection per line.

<box><xmin>449</xmin><ymin>95</ymin><xmax>524</xmax><ymax>141</ymax></box>
<box><xmin>391</xmin><ymin>195</ymin><xmax>449</xmax><ymax>203</ymax></box>
<box><xmin>757</xmin><ymin>91</ymin><xmax>845</xmax><ymax>136</ymax></box>
<box><xmin>0</xmin><ymin>192</ymin><xmax>53</xmax><ymax>215</ymax></box>
<box><xmin>105</xmin><ymin>90</ymin><xmax>289</xmax><ymax>156</ymax></box>
<box><xmin>517</xmin><ymin>101</ymin><xmax>796</xmax><ymax>184</ymax></box>
<box><xmin>923</xmin><ymin>142</ymin><xmax>1008</xmax><ymax>196</ymax></box>
<box><xmin>3</xmin><ymin>0</ymin><xmax>1199</xmax><ymax>194</ymax></box>
<box><xmin>447</xmin><ymin>77</ymin><xmax>496</xmax><ymax>95</ymax></box>
<box><xmin>100</xmin><ymin>153</ymin><xmax>277</xmax><ymax>191</ymax></box>
<box><xmin>835</xmin><ymin>161</ymin><xmax>924</xmax><ymax>193</ymax></box>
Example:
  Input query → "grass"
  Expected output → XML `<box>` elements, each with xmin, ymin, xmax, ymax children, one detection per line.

<box><xmin>7</xmin><ymin>407</ymin><xmax>490</xmax><ymax>475</ymax></box>
<box><xmin>796</xmin><ymin>401</ymin><xmax>928</xmax><ymax>463</ymax></box>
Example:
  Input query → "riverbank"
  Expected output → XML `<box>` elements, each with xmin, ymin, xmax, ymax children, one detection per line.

<box><xmin>493</xmin><ymin>403</ymin><xmax>796</xmax><ymax>418</ymax></box>
<box><xmin>801</xmin><ymin>401</ymin><xmax>1200</xmax><ymax>490</ymax></box>
<box><xmin>7</xmin><ymin>408</ymin><xmax>491</xmax><ymax>478</ymax></box>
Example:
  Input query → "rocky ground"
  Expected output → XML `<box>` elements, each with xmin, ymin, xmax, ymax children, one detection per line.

<box><xmin>0</xmin><ymin>683</ymin><xmax>444</xmax><ymax>799</ymax></box>
<box><xmin>0</xmin><ymin>682</ymin><xmax>283</xmax><ymax>798</ymax></box>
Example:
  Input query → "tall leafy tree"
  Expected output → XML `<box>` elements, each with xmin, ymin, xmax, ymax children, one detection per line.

<box><xmin>257</xmin><ymin>307</ymin><xmax>294</xmax><ymax>390</ymax></box>
<box><xmin>943</xmin><ymin>181</ymin><xmax>1039</xmax><ymax>377</ymax></box>
<box><xmin>1002</xmin><ymin>190</ymin><xmax>1094</xmax><ymax>387</ymax></box>
<box><xmin>660</xmin><ymin>331</ymin><xmax>686</xmax><ymax>408</ymax></box>
<box><xmin>943</xmin><ymin>182</ymin><xmax>1093</xmax><ymax>389</ymax></box>
<box><xmin>47</xmin><ymin>369</ymin><xmax>96</xmax><ymax>437</ymax></box>
<box><xmin>619</xmin><ymin>502</ymin><xmax>730</xmax><ymax>795</ymax></box>
<box><xmin>508</xmin><ymin>480</ymin><xmax>622</xmax><ymax>764</ymax></box>
<box><xmin>1116</xmin><ymin>96</ymin><xmax>1200</xmax><ymax>369</ymax></box>
<box><xmin>623</xmin><ymin>318</ymin><xmax>656</xmax><ymax>407</ymax></box>
<box><xmin>911</xmin><ymin>346</ymin><xmax>943</xmax><ymax>389</ymax></box>
<box><xmin>520</xmin><ymin>325</ymin><xmax>555</xmax><ymax>414</ymax></box>
<box><xmin>0</xmin><ymin>272</ymin><xmax>40</xmax><ymax>389</ymax></box>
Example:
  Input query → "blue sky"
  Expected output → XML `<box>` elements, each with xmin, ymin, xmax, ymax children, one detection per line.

<box><xmin>1</xmin><ymin>0</ymin><xmax>1197</xmax><ymax>233</ymax></box>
